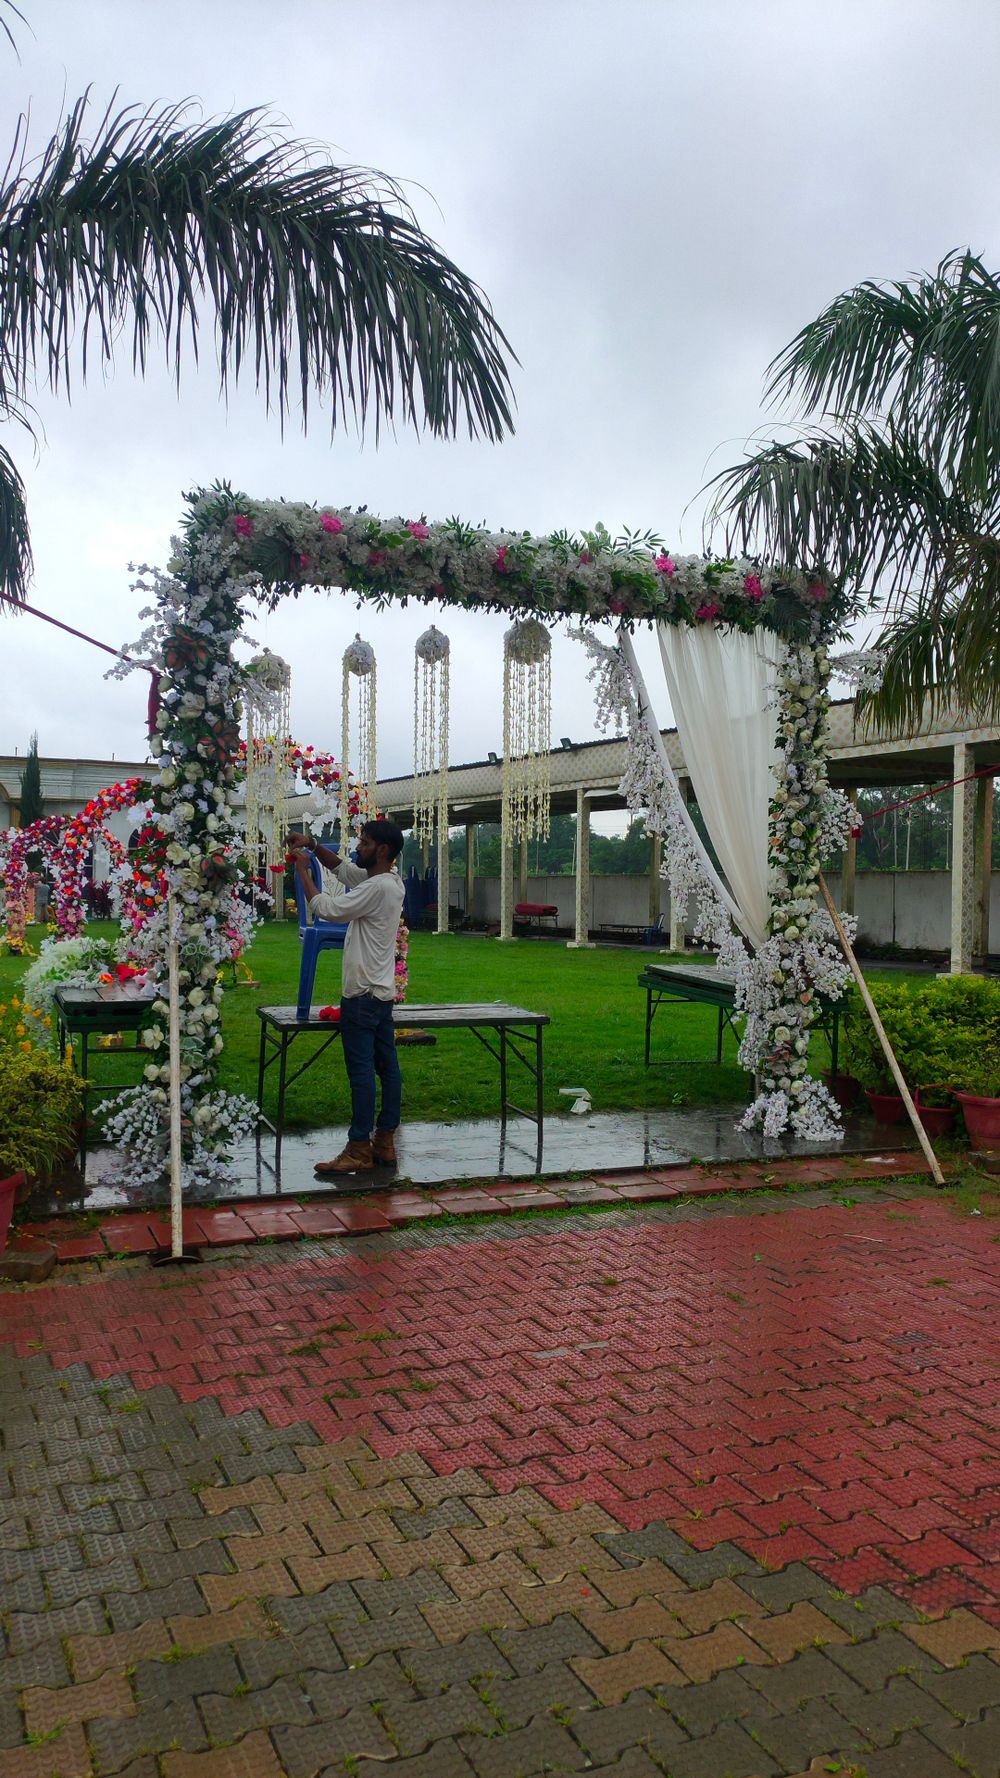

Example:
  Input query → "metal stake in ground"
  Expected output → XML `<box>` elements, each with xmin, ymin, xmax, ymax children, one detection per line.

<box><xmin>818</xmin><ymin>872</ymin><xmax>945</xmax><ymax>1187</ymax></box>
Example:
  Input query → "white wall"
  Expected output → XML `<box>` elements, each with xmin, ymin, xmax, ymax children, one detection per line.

<box><xmin>460</xmin><ymin>869</ymin><xmax>989</xmax><ymax>951</ymax></box>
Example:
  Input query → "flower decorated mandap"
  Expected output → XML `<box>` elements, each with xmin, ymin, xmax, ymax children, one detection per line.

<box><xmin>106</xmin><ymin>483</ymin><xmax>867</xmax><ymax>1201</ymax></box>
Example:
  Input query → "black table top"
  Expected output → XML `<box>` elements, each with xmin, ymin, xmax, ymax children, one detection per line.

<box><xmin>259</xmin><ymin>1001</ymin><xmax>550</xmax><ymax>1032</ymax></box>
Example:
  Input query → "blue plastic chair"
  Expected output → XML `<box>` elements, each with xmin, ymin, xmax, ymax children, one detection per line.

<box><xmin>293</xmin><ymin>852</ymin><xmax>348</xmax><ymax>1021</ymax></box>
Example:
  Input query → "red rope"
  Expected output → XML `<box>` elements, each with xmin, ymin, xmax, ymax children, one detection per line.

<box><xmin>853</xmin><ymin>761</ymin><xmax>1000</xmax><ymax>830</ymax></box>
<box><xmin>12</xmin><ymin>600</ymin><xmax>161</xmax><ymax>737</ymax></box>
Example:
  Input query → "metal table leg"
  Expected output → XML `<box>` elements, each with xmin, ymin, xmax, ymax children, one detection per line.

<box><xmin>716</xmin><ymin>1005</ymin><xmax>724</xmax><ymax>1065</ymax></box>
<box><xmin>276</xmin><ymin>1032</ymin><xmax>291</xmax><ymax>1162</ymax></box>
<box><xmin>499</xmin><ymin>1024</ymin><xmax>508</xmax><ymax>1127</ymax></box>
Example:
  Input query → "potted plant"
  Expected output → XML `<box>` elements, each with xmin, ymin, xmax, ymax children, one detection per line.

<box><xmin>0</xmin><ymin>1043</ymin><xmax>84</xmax><ymax>1250</ymax></box>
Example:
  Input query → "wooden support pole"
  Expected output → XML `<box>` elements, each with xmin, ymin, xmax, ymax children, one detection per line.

<box><xmin>819</xmin><ymin>872</ymin><xmax>944</xmax><ymax>1186</ymax></box>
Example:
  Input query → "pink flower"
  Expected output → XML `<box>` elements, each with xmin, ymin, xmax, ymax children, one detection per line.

<box><xmin>654</xmin><ymin>553</ymin><xmax>676</xmax><ymax>576</ymax></box>
<box><xmin>432</xmin><ymin>582</ymin><xmax>446</xmax><ymax>597</ymax></box>
<box><xmin>808</xmin><ymin>581</ymin><xmax>826</xmax><ymax>602</ymax></box>
<box><xmin>695</xmin><ymin>601</ymin><xmax>721</xmax><ymax>622</ymax></box>
<box><xmin>609</xmin><ymin>598</ymin><xmax>627</xmax><ymax>616</ymax></box>
<box><xmin>367</xmin><ymin>548</ymin><xmax>388</xmax><ymax>568</ymax></box>
<box><xmin>320</xmin><ymin>513</ymin><xmax>343</xmax><ymax>535</ymax></box>
<box><xmin>232</xmin><ymin>514</ymin><xmax>253</xmax><ymax>538</ymax></box>
<box><xmin>579</xmin><ymin>550</ymin><xmax>593</xmax><ymax>565</ymax></box>
<box><xmin>495</xmin><ymin>545</ymin><xmax>509</xmax><ymax>573</ymax></box>
<box><xmin>297</xmin><ymin>552</ymin><xmax>313</xmax><ymax>573</ymax></box>
<box><xmin>407</xmin><ymin>520</ymin><xmax>430</xmax><ymax>540</ymax></box>
<box><xmin>744</xmin><ymin>573</ymin><xmax>763</xmax><ymax>602</ymax></box>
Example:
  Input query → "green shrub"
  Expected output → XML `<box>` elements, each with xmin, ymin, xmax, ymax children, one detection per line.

<box><xmin>843</xmin><ymin>975</ymin><xmax>1000</xmax><ymax>1096</ymax></box>
<box><xmin>0</xmin><ymin>1046</ymin><xmax>83</xmax><ymax>1180</ymax></box>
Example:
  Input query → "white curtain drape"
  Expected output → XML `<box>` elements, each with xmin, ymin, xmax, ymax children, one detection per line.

<box><xmin>657</xmin><ymin>624</ymin><xmax>784</xmax><ymax>952</ymax></box>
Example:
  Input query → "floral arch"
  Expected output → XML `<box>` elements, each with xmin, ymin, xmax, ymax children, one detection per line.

<box><xmin>0</xmin><ymin>777</ymin><xmax>150</xmax><ymax>952</ymax></box>
<box><xmin>111</xmin><ymin>486</ymin><xmax>858</xmax><ymax>1186</ymax></box>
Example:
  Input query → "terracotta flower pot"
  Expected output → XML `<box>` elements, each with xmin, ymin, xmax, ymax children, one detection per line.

<box><xmin>0</xmin><ymin>1172</ymin><xmax>25</xmax><ymax>1255</ymax></box>
<box><xmin>913</xmin><ymin>1086</ymin><xmax>955</xmax><ymax>1138</ymax></box>
<box><xmin>865</xmin><ymin>1089</ymin><xmax>907</xmax><ymax>1125</ymax></box>
<box><xmin>826</xmin><ymin>1071</ymin><xmax>861</xmax><ymax>1109</ymax></box>
<box><xmin>955</xmin><ymin>1090</ymin><xmax>1000</xmax><ymax>1151</ymax></box>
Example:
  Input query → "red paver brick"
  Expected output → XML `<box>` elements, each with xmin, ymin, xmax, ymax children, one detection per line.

<box><xmin>230</xmin><ymin>1205</ymin><xmax>302</xmax><ymax>1240</ymax></box>
<box><xmin>191</xmin><ymin>1210</ymin><xmax>257</xmax><ymax>1246</ymax></box>
<box><xmin>286</xmin><ymin>1205</ymin><xmax>350</xmax><ymax>1236</ymax></box>
<box><xmin>99</xmin><ymin>1217</ymin><xmax>161</xmax><ymax>1255</ymax></box>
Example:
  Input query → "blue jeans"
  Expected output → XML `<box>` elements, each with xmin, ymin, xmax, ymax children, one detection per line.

<box><xmin>340</xmin><ymin>994</ymin><xmax>401</xmax><ymax>1142</ymax></box>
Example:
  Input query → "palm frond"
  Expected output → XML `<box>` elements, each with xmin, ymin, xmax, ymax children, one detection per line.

<box><xmin>0</xmin><ymin>95</ymin><xmax>516</xmax><ymax>442</ymax></box>
<box><xmin>0</xmin><ymin>439</ymin><xmax>31</xmax><ymax>603</ymax></box>
<box><xmin>705</xmin><ymin>422</ymin><xmax>973</xmax><ymax>595</ymax></box>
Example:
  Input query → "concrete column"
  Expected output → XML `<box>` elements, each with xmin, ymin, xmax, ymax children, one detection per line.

<box><xmin>841</xmin><ymin>787</ymin><xmax>858</xmax><ymax>917</ymax></box>
<box><xmin>950</xmin><ymin>743</ymin><xmax>977</xmax><ymax>974</ymax></box>
<box><xmin>464</xmin><ymin>823</ymin><xmax>476</xmax><ymax>924</ymax></box>
<box><xmin>975</xmin><ymin>769</ymin><xmax>995</xmax><ymax>958</ymax></box>
<box><xmin>498</xmin><ymin>804</ymin><xmax>515</xmax><ymax>941</ymax></box>
<box><xmin>669</xmin><ymin>778</ymin><xmax>691</xmax><ymax>952</ymax></box>
<box><xmin>647</xmin><ymin>832</ymin><xmax>662</xmax><ymax>929</ymax></box>
<box><xmin>567</xmin><ymin>788</ymin><xmax>595</xmax><ymax>948</ymax></box>
<box><xmin>435</xmin><ymin>810</ymin><xmax>451</xmax><ymax>934</ymax></box>
<box><xmin>517</xmin><ymin>836</ymin><xmax>529</xmax><ymax>904</ymax></box>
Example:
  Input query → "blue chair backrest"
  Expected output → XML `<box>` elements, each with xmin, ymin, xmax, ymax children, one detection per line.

<box><xmin>293</xmin><ymin>850</ymin><xmax>322</xmax><ymax>930</ymax></box>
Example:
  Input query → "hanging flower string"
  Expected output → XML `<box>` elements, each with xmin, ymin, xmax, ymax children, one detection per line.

<box><xmin>503</xmin><ymin>618</ymin><xmax>552</xmax><ymax>843</ymax></box>
<box><xmin>341</xmin><ymin>634</ymin><xmax>377</xmax><ymax>838</ymax></box>
<box><xmin>413</xmin><ymin>625</ymin><xmax>450</xmax><ymax>848</ymax></box>
<box><xmin>242</xmin><ymin>649</ymin><xmax>292</xmax><ymax>887</ymax></box>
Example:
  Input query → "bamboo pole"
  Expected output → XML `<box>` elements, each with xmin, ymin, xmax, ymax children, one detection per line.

<box><xmin>167</xmin><ymin>891</ymin><xmax>184</xmax><ymax>1257</ymax></box>
<box><xmin>818</xmin><ymin>872</ymin><xmax>944</xmax><ymax>1186</ymax></box>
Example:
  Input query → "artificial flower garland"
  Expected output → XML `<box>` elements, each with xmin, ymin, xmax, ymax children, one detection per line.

<box><xmin>0</xmin><ymin>779</ymin><xmax>149</xmax><ymax>951</ymax></box>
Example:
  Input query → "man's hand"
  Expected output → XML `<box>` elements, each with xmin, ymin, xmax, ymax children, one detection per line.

<box><xmin>287</xmin><ymin>831</ymin><xmax>312</xmax><ymax>854</ymax></box>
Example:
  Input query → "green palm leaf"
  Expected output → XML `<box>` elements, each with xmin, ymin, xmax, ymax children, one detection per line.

<box><xmin>0</xmin><ymin>94</ymin><xmax>516</xmax><ymax>604</ymax></box>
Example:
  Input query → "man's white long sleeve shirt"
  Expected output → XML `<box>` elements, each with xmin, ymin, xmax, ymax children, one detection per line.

<box><xmin>309</xmin><ymin>859</ymin><xmax>404</xmax><ymax>1002</ymax></box>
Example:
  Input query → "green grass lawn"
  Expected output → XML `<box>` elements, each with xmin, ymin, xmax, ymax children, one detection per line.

<box><xmin>1</xmin><ymin>921</ymin><xmax>922</xmax><ymax>1130</ymax></box>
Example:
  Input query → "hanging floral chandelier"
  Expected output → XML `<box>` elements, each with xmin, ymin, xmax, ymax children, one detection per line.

<box><xmin>502</xmin><ymin>618</ymin><xmax>552</xmax><ymax>842</ymax></box>
<box><xmin>412</xmin><ymin>625</ymin><xmax>450</xmax><ymax>847</ymax></box>
<box><xmin>341</xmin><ymin>634</ymin><xmax>377</xmax><ymax>837</ymax></box>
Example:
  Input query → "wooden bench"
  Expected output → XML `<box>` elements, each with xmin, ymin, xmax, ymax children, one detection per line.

<box><xmin>637</xmin><ymin>962</ymin><xmax>844</xmax><ymax>1075</ymax></box>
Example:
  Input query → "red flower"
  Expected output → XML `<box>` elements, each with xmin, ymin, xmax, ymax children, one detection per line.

<box><xmin>318</xmin><ymin>1005</ymin><xmax>341</xmax><ymax>1022</ymax></box>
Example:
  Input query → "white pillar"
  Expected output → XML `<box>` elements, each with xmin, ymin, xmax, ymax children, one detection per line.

<box><xmin>975</xmin><ymin>769</ymin><xmax>994</xmax><ymax>959</ymax></box>
<box><xmin>517</xmin><ymin>836</ymin><xmax>529</xmax><ymax>905</ymax></box>
<box><xmin>841</xmin><ymin>787</ymin><xmax>858</xmax><ymax>917</ymax></box>
<box><xmin>435</xmin><ymin>809</ymin><xmax>450</xmax><ymax>934</ymax></box>
<box><xmin>567</xmin><ymin>788</ymin><xmax>595</xmax><ymax>948</ymax></box>
<box><xmin>498</xmin><ymin>804</ymin><xmax>515</xmax><ymax>941</ymax></box>
<box><xmin>669</xmin><ymin>778</ymin><xmax>690</xmax><ymax>952</ymax></box>
<box><xmin>951</xmin><ymin>743</ymin><xmax>977</xmax><ymax>974</ymax></box>
<box><xmin>647</xmin><ymin>831</ymin><xmax>662</xmax><ymax>929</ymax></box>
<box><xmin>464</xmin><ymin>822</ymin><xmax>476</xmax><ymax>925</ymax></box>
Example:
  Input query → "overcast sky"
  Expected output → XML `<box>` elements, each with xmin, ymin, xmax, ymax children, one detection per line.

<box><xmin>3</xmin><ymin>0</ymin><xmax>999</xmax><ymax>830</ymax></box>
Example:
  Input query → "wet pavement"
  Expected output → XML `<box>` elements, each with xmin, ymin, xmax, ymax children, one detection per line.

<box><xmin>25</xmin><ymin>1105</ymin><xmax>917</xmax><ymax>1217</ymax></box>
<box><xmin>1</xmin><ymin>1183</ymin><xmax>998</xmax><ymax>1777</ymax></box>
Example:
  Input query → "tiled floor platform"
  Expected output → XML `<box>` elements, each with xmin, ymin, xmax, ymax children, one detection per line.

<box><xmin>2</xmin><ymin>1185</ymin><xmax>999</xmax><ymax>1775</ymax></box>
<box><xmin>13</xmin><ymin>1149</ymin><xmax>929</xmax><ymax>1265</ymax></box>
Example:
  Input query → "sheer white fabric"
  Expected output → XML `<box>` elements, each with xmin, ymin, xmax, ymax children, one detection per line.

<box><xmin>657</xmin><ymin>624</ymin><xmax>784</xmax><ymax>951</ymax></box>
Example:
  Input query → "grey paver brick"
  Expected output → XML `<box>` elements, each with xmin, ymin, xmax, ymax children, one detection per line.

<box><xmin>657</xmin><ymin>1668</ymin><xmax>770</xmax><ymax>1738</ymax></box>
<box><xmin>335</xmin><ymin>1603</ymin><xmax>440</xmax><ymax>1664</ymax></box>
<box><xmin>824</xmin><ymin>1627</ymin><xmax>941</xmax><ymax>1690</ymax></box>
<box><xmin>352</xmin><ymin>1744</ymin><xmax>476</xmax><ymax>1778</ymax></box>
<box><xmin>404</xmin><ymin>1632</ymin><xmax>514</xmax><ymax>1695</ymax></box>
<box><xmin>747</xmin><ymin>1697</ymin><xmax>871</xmax><ymax>1767</ymax></box>
<box><xmin>234</xmin><ymin>1624</ymin><xmax>346</xmax><ymax>1689</ymax></box>
<box><xmin>354</xmin><ymin>1570</ymin><xmax>458</xmax><ymax>1615</ymax></box>
<box><xmin>920</xmin><ymin>1650</ymin><xmax>1000</xmax><ymax>1722</ymax></box>
<box><xmin>132</xmin><ymin>1648</ymin><xmax>242</xmax><ymax>1707</ymax></box>
<box><xmin>170</xmin><ymin>1507</ymin><xmax>257</xmax><ymax>1546</ymax></box>
<box><xmin>569</xmin><ymin>1692</ymin><xmax>691</xmax><ymax>1765</ymax></box>
<box><xmin>460</xmin><ymin>1714</ymin><xmax>589</xmax><ymax>1775</ymax></box>
<box><xmin>736</xmin><ymin>1562</ymin><xmax>840</xmax><ymax>1611</ymax></box>
<box><xmin>744</xmin><ymin>1646</ymin><xmax>868</xmax><ymax>1714</ymax></box>
<box><xmin>270</xmin><ymin>1581</ymin><xmax>362</xmax><ymax>1633</ymax></box>
<box><xmin>385</xmin><ymin>1681</ymin><xmax>496</xmax><ymax>1756</ymax></box>
<box><xmin>0</xmin><ymin>1693</ymin><xmax>23</xmax><ymax>1751</ymax></box>
<box><xmin>472</xmin><ymin>1661</ymin><xmax>594</xmax><ymax>1732</ymax></box>
<box><xmin>47</xmin><ymin>1555</ymin><xmax>143</xmax><ymax>1606</ymax></box>
<box><xmin>4</xmin><ymin>1570</ymin><xmax>47</xmax><ymax>1612</ymax></box>
<box><xmin>87</xmin><ymin>1698</ymin><xmax>208</xmax><ymax>1773</ymax></box>
<box><xmin>275</xmin><ymin>1707</ymin><xmax>395</xmax><ymax>1776</ymax></box>
<box><xmin>302</xmin><ymin>1652</ymin><xmax>416</xmax><ymax>1716</ymax></box>
<box><xmin>578</xmin><ymin>1755</ymin><xmax>668</xmax><ymax>1778</ymax></box>
<box><xmin>200</xmin><ymin>1674</ymin><xmax>315</xmax><ymax>1739</ymax></box>
<box><xmin>6</xmin><ymin>1596</ymin><xmax>107</xmax><ymax>1653</ymax></box>
<box><xmin>666</xmin><ymin>1720</ymin><xmax>780</xmax><ymax>1778</ymax></box>
<box><xmin>491</xmin><ymin>1614</ymin><xmax>606</xmax><ymax>1675</ymax></box>
<box><xmin>0</xmin><ymin>1641</ymin><xmax>72</xmax><ymax>1691</ymax></box>
<box><xmin>862</xmin><ymin>1728</ymin><xmax>968</xmax><ymax>1776</ymax></box>
<box><xmin>139</xmin><ymin>1542</ymin><xmax>233</xmax><ymax>1586</ymax></box>
<box><xmin>838</xmin><ymin>1672</ymin><xmax>958</xmax><ymax>1746</ymax></box>
<box><xmin>106</xmin><ymin>1576</ymin><xmax>205</xmax><ymax>1632</ymax></box>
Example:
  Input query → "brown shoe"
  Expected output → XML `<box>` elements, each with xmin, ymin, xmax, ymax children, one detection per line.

<box><xmin>314</xmin><ymin>1140</ymin><xmax>375</xmax><ymax>1177</ymax></box>
<box><xmin>372</xmin><ymin>1129</ymin><xmax>398</xmax><ymax>1167</ymax></box>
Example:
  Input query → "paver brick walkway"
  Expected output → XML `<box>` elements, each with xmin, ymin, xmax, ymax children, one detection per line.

<box><xmin>2</xmin><ymin>1187</ymin><xmax>1000</xmax><ymax>1775</ymax></box>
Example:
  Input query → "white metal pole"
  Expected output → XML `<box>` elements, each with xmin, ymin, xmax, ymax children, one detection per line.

<box><xmin>167</xmin><ymin>891</ymin><xmax>184</xmax><ymax>1257</ymax></box>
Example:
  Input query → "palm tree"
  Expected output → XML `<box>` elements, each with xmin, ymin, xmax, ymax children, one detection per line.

<box><xmin>0</xmin><ymin>85</ymin><xmax>515</xmax><ymax>607</ymax></box>
<box><xmin>706</xmin><ymin>250</ymin><xmax>1000</xmax><ymax>728</ymax></box>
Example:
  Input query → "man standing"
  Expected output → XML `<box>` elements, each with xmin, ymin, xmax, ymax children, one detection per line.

<box><xmin>288</xmin><ymin>822</ymin><xmax>406</xmax><ymax>1177</ymax></box>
